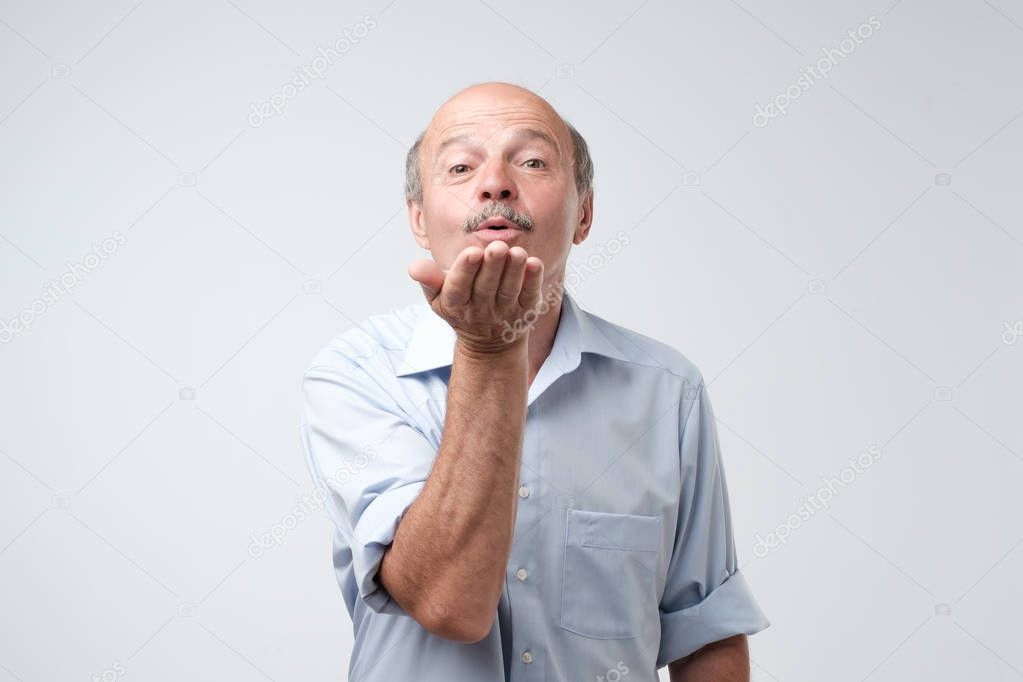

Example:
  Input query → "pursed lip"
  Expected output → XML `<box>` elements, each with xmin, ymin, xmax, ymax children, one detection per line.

<box><xmin>474</xmin><ymin>217</ymin><xmax>521</xmax><ymax>231</ymax></box>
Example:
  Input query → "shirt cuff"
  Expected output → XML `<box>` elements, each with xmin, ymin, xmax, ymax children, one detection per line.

<box><xmin>656</xmin><ymin>570</ymin><xmax>770</xmax><ymax>668</ymax></box>
<box><xmin>351</xmin><ymin>481</ymin><xmax>426</xmax><ymax>615</ymax></box>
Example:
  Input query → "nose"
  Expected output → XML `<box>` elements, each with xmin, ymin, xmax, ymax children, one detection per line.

<box><xmin>477</xmin><ymin>161</ymin><xmax>517</xmax><ymax>202</ymax></box>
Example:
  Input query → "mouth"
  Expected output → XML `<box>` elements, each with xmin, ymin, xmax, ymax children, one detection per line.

<box><xmin>474</xmin><ymin>217</ymin><xmax>522</xmax><ymax>232</ymax></box>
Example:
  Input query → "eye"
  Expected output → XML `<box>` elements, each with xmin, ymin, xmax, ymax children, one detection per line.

<box><xmin>523</xmin><ymin>158</ymin><xmax>546</xmax><ymax>169</ymax></box>
<box><xmin>449</xmin><ymin>164</ymin><xmax>471</xmax><ymax>174</ymax></box>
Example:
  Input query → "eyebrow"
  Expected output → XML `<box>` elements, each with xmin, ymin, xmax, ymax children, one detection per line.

<box><xmin>434</xmin><ymin>128</ymin><xmax>560</xmax><ymax>158</ymax></box>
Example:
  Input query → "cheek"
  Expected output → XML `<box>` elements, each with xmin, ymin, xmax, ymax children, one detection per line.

<box><xmin>523</xmin><ymin>192</ymin><xmax>558</xmax><ymax>223</ymax></box>
<box><xmin>422</xmin><ymin>199</ymin><xmax>464</xmax><ymax>232</ymax></box>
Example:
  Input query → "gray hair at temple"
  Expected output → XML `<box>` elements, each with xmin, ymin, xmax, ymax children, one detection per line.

<box><xmin>403</xmin><ymin>120</ymin><xmax>594</xmax><ymax>205</ymax></box>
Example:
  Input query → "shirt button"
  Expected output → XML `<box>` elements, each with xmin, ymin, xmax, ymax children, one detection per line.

<box><xmin>515</xmin><ymin>567</ymin><xmax>528</xmax><ymax>581</ymax></box>
<box><xmin>521</xmin><ymin>651</ymin><xmax>533</xmax><ymax>664</ymax></box>
<box><xmin>518</xmin><ymin>485</ymin><xmax>530</xmax><ymax>498</ymax></box>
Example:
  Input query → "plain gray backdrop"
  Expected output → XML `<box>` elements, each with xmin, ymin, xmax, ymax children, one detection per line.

<box><xmin>1</xmin><ymin>0</ymin><xmax>1021</xmax><ymax>680</ymax></box>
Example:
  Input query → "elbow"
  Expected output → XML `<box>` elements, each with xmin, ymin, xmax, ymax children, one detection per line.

<box><xmin>379</xmin><ymin>550</ymin><xmax>495</xmax><ymax>642</ymax></box>
<box><xmin>417</xmin><ymin>602</ymin><xmax>494</xmax><ymax>644</ymax></box>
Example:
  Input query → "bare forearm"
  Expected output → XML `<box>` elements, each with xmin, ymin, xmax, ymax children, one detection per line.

<box><xmin>380</xmin><ymin>337</ymin><xmax>528</xmax><ymax>641</ymax></box>
<box><xmin>669</xmin><ymin>634</ymin><xmax>749</xmax><ymax>682</ymax></box>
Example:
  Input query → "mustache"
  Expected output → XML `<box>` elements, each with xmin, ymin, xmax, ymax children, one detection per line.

<box><xmin>462</xmin><ymin>201</ymin><xmax>535</xmax><ymax>233</ymax></box>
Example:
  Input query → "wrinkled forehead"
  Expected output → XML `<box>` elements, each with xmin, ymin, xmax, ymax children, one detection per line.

<box><xmin>424</xmin><ymin>90</ymin><xmax>570</xmax><ymax>159</ymax></box>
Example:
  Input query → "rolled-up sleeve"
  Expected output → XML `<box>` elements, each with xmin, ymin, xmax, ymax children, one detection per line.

<box><xmin>300</xmin><ymin>362</ymin><xmax>436</xmax><ymax>616</ymax></box>
<box><xmin>657</xmin><ymin>380</ymin><xmax>769</xmax><ymax>668</ymax></box>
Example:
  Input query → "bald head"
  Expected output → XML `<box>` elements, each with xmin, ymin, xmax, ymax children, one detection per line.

<box><xmin>428</xmin><ymin>82</ymin><xmax>563</xmax><ymax>141</ymax></box>
<box><xmin>404</xmin><ymin>82</ymin><xmax>592</xmax><ymax>204</ymax></box>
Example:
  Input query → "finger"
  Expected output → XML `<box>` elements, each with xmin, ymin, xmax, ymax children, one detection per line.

<box><xmin>471</xmin><ymin>240</ymin><xmax>510</xmax><ymax>301</ymax></box>
<box><xmin>496</xmin><ymin>246</ymin><xmax>527</xmax><ymax>306</ymax></box>
<box><xmin>440</xmin><ymin>247</ymin><xmax>484</xmax><ymax>307</ymax></box>
<box><xmin>518</xmin><ymin>257</ymin><xmax>544</xmax><ymax>309</ymax></box>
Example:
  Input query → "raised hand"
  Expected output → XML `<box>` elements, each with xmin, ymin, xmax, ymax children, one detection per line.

<box><xmin>408</xmin><ymin>241</ymin><xmax>544</xmax><ymax>353</ymax></box>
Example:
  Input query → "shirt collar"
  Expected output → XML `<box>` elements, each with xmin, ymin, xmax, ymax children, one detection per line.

<box><xmin>394</xmin><ymin>290</ymin><xmax>628</xmax><ymax>378</ymax></box>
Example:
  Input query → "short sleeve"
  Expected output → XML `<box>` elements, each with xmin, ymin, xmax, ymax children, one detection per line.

<box><xmin>300</xmin><ymin>363</ymin><xmax>437</xmax><ymax>616</ymax></box>
<box><xmin>657</xmin><ymin>380</ymin><xmax>769</xmax><ymax>668</ymax></box>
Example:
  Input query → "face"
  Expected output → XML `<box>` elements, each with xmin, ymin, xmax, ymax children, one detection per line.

<box><xmin>408</xmin><ymin>84</ymin><xmax>593</xmax><ymax>291</ymax></box>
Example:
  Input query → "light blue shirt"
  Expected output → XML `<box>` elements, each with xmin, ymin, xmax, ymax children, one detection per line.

<box><xmin>299</xmin><ymin>291</ymin><xmax>769</xmax><ymax>681</ymax></box>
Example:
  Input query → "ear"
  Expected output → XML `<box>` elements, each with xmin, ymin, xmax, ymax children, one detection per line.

<box><xmin>408</xmin><ymin>198</ymin><xmax>430</xmax><ymax>250</ymax></box>
<box><xmin>572</xmin><ymin>190</ymin><xmax>594</xmax><ymax>245</ymax></box>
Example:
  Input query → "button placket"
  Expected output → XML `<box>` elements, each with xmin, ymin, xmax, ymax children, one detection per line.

<box><xmin>509</xmin><ymin>402</ymin><xmax>546</xmax><ymax>681</ymax></box>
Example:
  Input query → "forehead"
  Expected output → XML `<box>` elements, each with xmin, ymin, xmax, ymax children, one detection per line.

<box><xmin>434</xmin><ymin>127</ymin><xmax>559</xmax><ymax>159</ymax></box>
<box><xmin>426</xmin><ymin>91</ymin><xmax>568</xmax><ymax>156</ymax></box>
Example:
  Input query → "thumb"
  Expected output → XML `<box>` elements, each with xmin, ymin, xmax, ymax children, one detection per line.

<box><xmin>408</xmin><ymin>258</ymin><xmax>445</xmax><ymax>303</ymax></box>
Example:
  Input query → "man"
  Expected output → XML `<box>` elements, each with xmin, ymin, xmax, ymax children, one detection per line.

<box><xmin>300</xmin><ymin>81</ymin><xmax>769</xmax><ymax>681</ymax></box>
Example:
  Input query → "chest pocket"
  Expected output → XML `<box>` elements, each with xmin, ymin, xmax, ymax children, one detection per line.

<box><xmin>560</xmin><ymin>508</ymin><xmax>661</xmax><ymax>639</ymax></box>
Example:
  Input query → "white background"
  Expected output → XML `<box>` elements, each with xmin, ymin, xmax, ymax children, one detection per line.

<box><xmin>1</xmin><ymin>0</ymin><xmax>1021</xmax><ymax>680</ymax></box>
